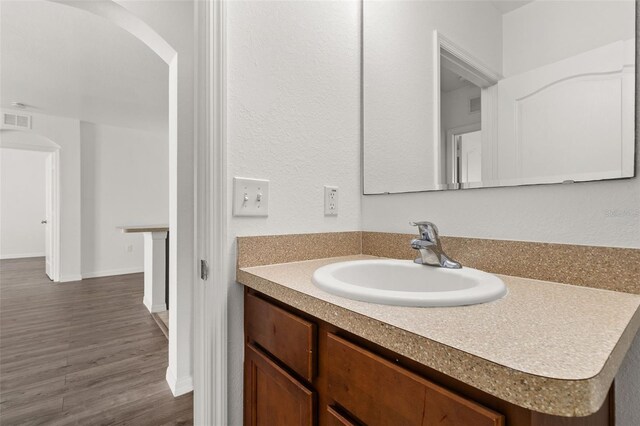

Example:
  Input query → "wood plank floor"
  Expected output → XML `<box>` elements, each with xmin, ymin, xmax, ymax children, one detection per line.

<box><xmin>0</xmin><ymin>257</ymin><xmax>193</xmax><ymax>425</ymax></box>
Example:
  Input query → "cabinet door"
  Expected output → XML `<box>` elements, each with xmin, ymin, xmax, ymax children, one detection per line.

<box><xmin>245</xmin><ymin>344</ymin><xmax>316</xmax><ymax>426</ymax></box>
<box><xmin>326</xmin><ymin>406</ymin><xmax>359</xmax><ymax>426</ymax></box>
<box><xmin>327</xmin><ymin>334</ymin><xmax>504</xmax><ymax>426</ymax></box>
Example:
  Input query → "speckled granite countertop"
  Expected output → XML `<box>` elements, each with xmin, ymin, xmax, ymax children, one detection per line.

<box><xmin>237</xmin><ymin>255</ymin><xmax>640</xmax><ymax>417</ymax></box>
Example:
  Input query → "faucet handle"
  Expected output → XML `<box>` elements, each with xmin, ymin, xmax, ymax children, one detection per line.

<box><xmin>410</xmin><ymin>221</ymin><xmax>439</xmax><ymax>242</ymax></box>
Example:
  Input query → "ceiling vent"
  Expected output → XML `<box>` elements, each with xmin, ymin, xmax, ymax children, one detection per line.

<box><xmin>2</xmin><ymin>112</ymin><xmax>32</xmax><ymax>130</ymax></box>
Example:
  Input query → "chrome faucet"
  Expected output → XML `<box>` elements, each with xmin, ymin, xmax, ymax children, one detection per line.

<box><xmin>410</xmin><ymin>221</ymin><xmax>461</xmax><ymax>269</ymax></box>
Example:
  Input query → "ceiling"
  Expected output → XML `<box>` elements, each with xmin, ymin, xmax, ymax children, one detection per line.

<box><xmin>0</xmin><ymin>0</ymin><xmax>168</xmax><ymax>132</ymax></box>
<box><xmin>490</xmin><ymin>0</ymin><xmax>535</xmax><ymax>15</ymax></box>
<box><xmin>440</xmin><ymin>65</ymin><xmax>474</xmax><ymax>93</ymax></box>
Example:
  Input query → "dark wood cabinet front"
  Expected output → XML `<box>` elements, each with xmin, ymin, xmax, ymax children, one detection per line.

<box><xmin>246</xmin><ymin>292</ymin><xmax>316</xmax><ymax>381</ymax></box>
<box><xmin>326</xmin><ymin>406</ymin><xmax>358</xmax><ymax>426</ymax></box>
<box><xmin>243</xmin><ymin>289</ymin><xmax>612</xmax><ymax>426</ymax></box>
<box><xmin>244</xmin><ymin>343</ymin><xmax>316</xmax><ymax>426</ymax></box>
<box><xmin>326</xmin><ymin>333</ymin><xmax>503</xmax><ymax>426</ymax></box>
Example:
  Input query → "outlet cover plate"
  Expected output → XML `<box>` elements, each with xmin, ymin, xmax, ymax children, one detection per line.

<box><xmin>233</xmin><ymin>177</ymin><xmax>269</xmax><ymax>217</ymax></box>
<box><xmin>324</xmin><ymin>186</ymin><xmax>338</xmax><ymax>216</ymax></box>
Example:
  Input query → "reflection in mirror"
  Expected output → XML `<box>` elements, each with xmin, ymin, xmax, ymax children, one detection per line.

<box><xmin>363</xmin><ymin>0</ymin><xmax>636</xmax><ymax>194</ymax></box>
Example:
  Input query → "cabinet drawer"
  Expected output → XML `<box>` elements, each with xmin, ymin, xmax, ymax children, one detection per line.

<box><xmin>326</xmin><ymin>333</ymin><xmax>504</xmax><ymax>426</ymax></box>
<box><xmin>326</xmin><ymin>406</ymin><xmax>358</xmax><ymax>426</ymax></box>
<box><xmin>245</xmin><ymin>292</ymin><xmax>316</xmax><ymax>381</ymax></box>
<box><xmin>245</xmin><ymin>344</ymin><xmax>315</xmax><ymax>426</ymax></box>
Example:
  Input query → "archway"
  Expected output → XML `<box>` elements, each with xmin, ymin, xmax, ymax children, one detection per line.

<box><xmin>43</xmin><ymin>0</ymin><xmax>190</xmax><ymax>397</ymax></box>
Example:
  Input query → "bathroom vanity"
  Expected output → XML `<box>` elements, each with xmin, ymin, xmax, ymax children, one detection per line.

<box><xmin>244</xmin><ymin>290</ymin><xmax>510</xmax><ymax>425</ymax></box>
<box><xmin>243</xmin><ymin>286</ymin><xmax>622</xmax><ymax>425</ymax></box>
<box><xmin>237</xmin><ymin>233</ymin><xmax>640</xmax><ymax>426</ymax></box>
<box><xmin>233</xmin><ymin>1</ymin><xmax>639</xmax><ymax>422</ymax></box>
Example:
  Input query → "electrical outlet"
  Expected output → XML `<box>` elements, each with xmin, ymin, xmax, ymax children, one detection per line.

<box><xmin>324</xmin><ymin>186</ymin><xmax>338</xmax><ymax>216</ymax></box>
<box><xmin>233</xmin><ymin>177</ymin><xmax>269</xmax><ymax>217</ymax></box>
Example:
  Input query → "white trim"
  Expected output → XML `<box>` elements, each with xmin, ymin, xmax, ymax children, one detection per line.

<box><xmin>143</xmin><ymin>298</ymin><xmax>167</xmax><ymax>313</ymax></box>
<box><xmin>446</xmin><ymin>123</ymin><xmax>482</xmax><ymax>186</ymax></box>
<box><xmin>58</xmin><ymin>274</ymin><xmax>83</xmax><ymax>283</ymax></box>
<box><xmin>0</xmin><ymin>138</ymin><xmax>60</xmax><ymax>152</ymax></box>
<box><xmin>166</xmin><ymin>366</ymin><xmax>194</xmax><ymax>396</ymax></box>
<box><xmin>194</xmin><ymin>1</ymin><xmax>228</xmax><ymax>425</ymax></box>
<box><xmin>433</xmin><ymin>30</ymin><xmax>501</xmax><ymax>190</ymax></box>
<box><xmin>49</xmin><ymin>150</ymin><xmax>61</xmax><ymax>283</ymax></box>
<box><xmin>480</xmin><ymin>85</ymin><xmax>499</xmax><ymax>181</ymax></box>
<box><xmin>51</xmin><ymin>150</ymin><xmax>61</xmax><ymax>282</ymax></box>
<box><xmin>436</xmin><ymin>31</ymin><xmax>502</xmax><ymax>87</ymax></box>
<box><xmin>0</xmin><ymin>138</ymin><xmax>61</xmax><ymax>282</ymax></box>
<box><xmin>432</xmin><ymin>34</ymin><xmax>442</xmax><ymax>187</ymax></box>
<box><xmin>82</xmin><ymin>267</ymin><xmax>144</xmax><ymax>279</ymax></box>
<box><xmin>50</xmin><ymin>0</ymin><xmax>176</xmax><ymax>64</ymax></box>
<box><xmin>0</xmin><ymin>252</ymin><xmax>46</xmax><ymax>260</ymax></box>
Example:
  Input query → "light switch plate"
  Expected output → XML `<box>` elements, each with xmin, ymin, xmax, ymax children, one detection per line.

<box><xmin>324</xmin><ymin>186</ymin><xmax>338</xmax><ymax>216</ymax></box>
<box><xmin>233</xmin><ymin>177</ymin><xmax>269</xmax><ymax>217</ymax></box>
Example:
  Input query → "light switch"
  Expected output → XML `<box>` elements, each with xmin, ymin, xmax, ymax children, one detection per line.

<box><xmin>233</xmin><ymin>177</ymin><xmax>269</xmax><ymax>217</ymax></box>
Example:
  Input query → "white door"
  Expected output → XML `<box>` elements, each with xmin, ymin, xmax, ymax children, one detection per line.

<box><xmin>44</xmin><ymin>154</ymin><xmax>53</xmax><ymax>280</ymax></box>
<box><xmin>496</xmin><ymin>39</ymin><xmax>634</xmax><ymax>183</ymax></box>
<box><xmin>457</xmin><ymin>130</ymin><xmax>482</xmax><ymax>184</ymax></box>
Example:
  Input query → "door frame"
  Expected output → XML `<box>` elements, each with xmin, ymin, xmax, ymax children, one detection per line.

<box><xmin>433</xmin><ymin>30</ymin><xmax>500</xmax><ymax>188</ymax></box>
<box><xmin>194</xmin><ymin>1</ymin><xmax>228</xmax><ymax>425</ymax></box>
<box><xmin>0</xmin><ymin>142</ymin><xmax>60</xmax><ymax>281</ymax></box>
<box><xmin>446</xmin><ymin>123</ymin><xmax>481</xmax><ymax>188</ymax></box>
<box><xmin>43</xmin><ymin>150</ymin><xmax>60</xmax><ymax>280</ymax></box>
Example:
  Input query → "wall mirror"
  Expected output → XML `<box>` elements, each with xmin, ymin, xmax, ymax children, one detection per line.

<box><xmin>362</xmin><ymin>0</ymin><xmax>636</xmax><ymax>194</ymax></box>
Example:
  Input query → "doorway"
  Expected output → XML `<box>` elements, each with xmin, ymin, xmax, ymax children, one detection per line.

<box><xmin>2</xmin><ymin>0</ymin><xmax>196</xmax><ymax>416</ymax></box>
<box><xmin>447</xmin><ymin>126</ymin><xmax>482</xmax><ymax>185</ymax></box>
<box><xmin>0</xmin><ymin>137</ymin><xmax>61</xmax><ymax>282</ymax></box>
<box><xmin>39</xmin><ymin>0</ymin><xmax>193</xmax><ymax>399</ymax></box>
<box><xmin>433</xmin><ymin>31</ymin><xmax>500</xmax><ymax>188</ymax></box>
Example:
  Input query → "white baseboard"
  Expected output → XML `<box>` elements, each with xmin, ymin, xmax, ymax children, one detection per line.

<box><xmin>143</xmin><ymin>297</ymin><xmax>167</xmax><ymax>313</ymax></box>
<box><xmin>0</xmin><ymin>252</ymin><xmax>46</xmax><ymax>260</ymax></box>
<box><xmin>82</xmin><ymin>267</ymin><xmax>144</xmax><ymax>279</ymax></box>
<box><xmin>166</xmin><ymin>367</ymin><xmax>193</xmax><ymax>397</ymax></box>
<box><xmin>59</xmin><ymin>274</ymin><xmax>83</xmax><ymax>283</ymax></box>
<box><xmin>59</xmin><ymin>268</ymin><xmax>144</xmax><ymax>283</ymax></box>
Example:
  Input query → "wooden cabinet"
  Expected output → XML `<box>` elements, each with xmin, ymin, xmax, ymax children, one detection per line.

<box><xmin>326</xmin><ymin>333</ymin><xmax>503</xmax><ymax>426</ymax></box>
<box><xmin>246</xmin><ymin>292</ymin><xmax>317</xmax><ymax>381</ymax></box>
<box><xmin>244</xmin><ymin>343</ymin><xmax>315</xmax><ymax>426</ymax></box>
<box><xmin>326</xmin><ymin>406</ymin><xmax>358</xmax><ymax>426</ymax></box>
<box><xmin>244</xmin><ymin>289</ymin><xmax>612</xmax><ymax>426</ymax></box>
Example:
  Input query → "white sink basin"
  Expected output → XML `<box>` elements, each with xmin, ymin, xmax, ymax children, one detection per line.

<box><xmin>312</xmin><ymin>259</ymin><xmax>507</xmax><ymax>307</ymax></box>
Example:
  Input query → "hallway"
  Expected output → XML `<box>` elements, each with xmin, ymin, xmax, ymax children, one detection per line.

<box><xmin>0</xmin><ymin>257</ymin><xmax>192</xmax><ymax>425</ymax></box>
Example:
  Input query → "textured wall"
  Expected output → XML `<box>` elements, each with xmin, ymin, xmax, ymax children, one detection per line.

<box><xmin>362</xmin><ymin>175</ymin><xmax>640</xmax><ymax>248</ymax></box>
<box><xmin>226</xmin><ymin>1</ymin><xmax>362</xmax><ymax>424</ymax></box>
